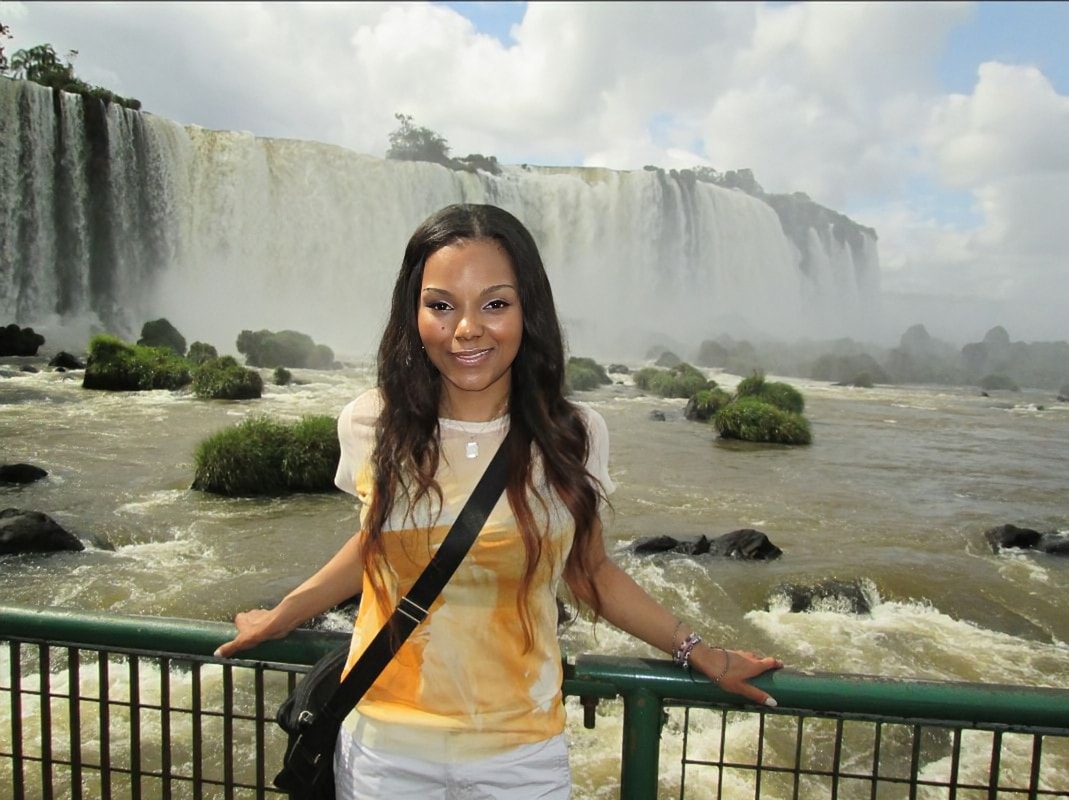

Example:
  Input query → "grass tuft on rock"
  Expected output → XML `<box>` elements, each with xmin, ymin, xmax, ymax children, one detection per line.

<box><xmin>566</xmin><ymin>356</ymin><xmax>612</xmax><ymax>392</ymax></box>
<box><xmin>82</xmin><ymin>334</ymin><xmax>191</xmax><ymax>391</ymax></box>
<box><xmin>192</xmin><ymin>356</ymin><xmax>264</xmax><ymax>400</ymax></box>
<box><xmin>192</xmin><ymin>415</ymin><xmax>340</xmax><ymax>496</ymax></box>
<box><xmin>714</xmin><ymin>396</ymin><xmax>811</xmax><ymax>445</ymax></box>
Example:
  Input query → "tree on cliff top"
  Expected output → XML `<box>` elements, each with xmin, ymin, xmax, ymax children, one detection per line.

<box><xmin>386</xmin><ymin>113</ymin><xmax>453</xmax><ymax>167</ymax></box>
<box><xmin>0</xmin><ymin>22</ymin><xmax>140</xmax><ymax>109</ymax></box>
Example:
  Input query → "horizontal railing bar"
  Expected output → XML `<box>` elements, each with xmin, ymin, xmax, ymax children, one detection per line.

<box><xmin>0</xmin><ymin>604</ymin><xmax>346</xmax><ymax>666</ymax></box>
<box><xmin>4</xmin><ymin>604</ymin><xmax>1069</xmax><ymax>732</ymax></box>
<box><xmin>573</xmin><ymin>654</ymin><xmax>1069</xmax><ymax>732</ymax></box>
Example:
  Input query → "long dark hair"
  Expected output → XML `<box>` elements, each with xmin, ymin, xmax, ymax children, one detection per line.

<box><xmin>364</xmin><ymin>203</ymin><xmax>604</xmax><ymax>648</ymax></box>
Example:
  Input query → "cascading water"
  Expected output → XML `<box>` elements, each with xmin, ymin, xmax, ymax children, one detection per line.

<box><xmin>1</xmin><ymin>79</ymin><xmax>188</xmax><ymax>343</ymax></box>
<box><xmin>1</xmin><ymin>78</ymin><xmax>881</xmax><ymax>360</ymax></box>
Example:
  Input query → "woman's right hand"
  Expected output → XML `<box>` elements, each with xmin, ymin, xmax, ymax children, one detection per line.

<box><xmin>214</xmin><ymin>608</ymin><xmax>292</xmax><ymax>658</ymax></box>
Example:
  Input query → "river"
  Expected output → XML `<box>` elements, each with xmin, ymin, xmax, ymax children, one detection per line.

<box><xmin>2</xmin><ymin>357</ymin><xmax>1067</xmax><ymax>797</ymax></box>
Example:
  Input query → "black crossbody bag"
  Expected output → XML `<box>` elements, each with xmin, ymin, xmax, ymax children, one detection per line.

<box><xmin>273</xmin><ymin>432</ymin><xmax>512</xmax><ymax>799</ymax></box>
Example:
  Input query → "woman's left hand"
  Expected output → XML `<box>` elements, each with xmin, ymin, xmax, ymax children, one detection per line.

<box><xmin>689</xmin><ymin>644</ymin><xmax>783</xmax><ymax>707</ymax></box>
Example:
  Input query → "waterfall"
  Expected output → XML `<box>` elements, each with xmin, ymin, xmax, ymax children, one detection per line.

<box><xmin>0</xmin><ymin>79</ymin><xmax>881</xmax><ymax>361</ymax></box>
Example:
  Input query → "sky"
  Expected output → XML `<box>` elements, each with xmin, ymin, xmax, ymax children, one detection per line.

<box><xmin>3</xmin><ymin>0</ymin><xmax>1068</xmax><ymax>343</ymax></box>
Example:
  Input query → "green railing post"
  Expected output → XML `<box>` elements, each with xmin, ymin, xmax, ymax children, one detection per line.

<box><xmin>620</xmin><ymin>687</ymin><xmax>662</xmax><ymax>800</ymax></box>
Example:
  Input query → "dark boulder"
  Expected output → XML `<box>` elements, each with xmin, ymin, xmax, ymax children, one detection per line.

<box><xmin>632</xmin><ymin>529</ymin><xmax>781</xmax><ymax>560</ymax></box>
<box><xmin>49</xmin><ymin>352</ymin><xmax>86</xmax><ymax>370</ymax></box>
<box><xmin>0</xmin><ymin>464</ymin><xmax>49</xmax><ymax>485</ymax></box>
<box><xmin>985</xmin><ymin>523</ymin><xmax>1041</xmax><ymax>551</ymax></box>
<box><xmin>984</xmin><ymin>523</ymin><xmax>1067</xmax><ymax>555</ymax></box>
<box><xmin>648</xmin><ymin>410</ymin><xmax>667</xmax><ymax>422</ymax></box>
<box><xmin>0</xmin><ymin>324</ymin><xmax>45</xmax><ymax>356</ymax></box>
<box><xmin>633</xmin><ymin>534</ymin><xmax>711</xmax><ymax>556</ymax></box>
<box><xmin>771</xmin><ymin>578</ymin><xmax>874</xmax><ymax>614</ymax></box>
<box><xmin>708</xmin><ymin>528</ymin><xmax>783</xmax><ymax>560</ymax></box>
<box><xmin>0</xmin><ymin>508</ymin><xmax>84</xmax><ymax>555</ymax></box>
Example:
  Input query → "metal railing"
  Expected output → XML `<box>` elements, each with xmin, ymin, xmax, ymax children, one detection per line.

<box><xmin>2</xmin><ymin>605</ymin><xmax>1068</xmax><ymax>799</ymax></box>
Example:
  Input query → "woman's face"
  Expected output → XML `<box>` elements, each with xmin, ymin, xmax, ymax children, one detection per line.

<box><xmin>417</xmin><ymin>238</ymin><xmax>523</xmax><ymax>421</ymax></box>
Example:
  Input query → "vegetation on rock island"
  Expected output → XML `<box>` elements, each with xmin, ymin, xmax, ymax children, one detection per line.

<box><xmin>684</xmin><ymin>387</ymin><xmax>733</xmax><ymax>422</ymax></box>
<box><xmin>714</xmin><ymin>396</ymin><xmax>812</xmax><ymax>445</ymax></box>
<box><xmin>714</xmin><ymin>374</ymin><xmax>812</xmax><ymax>445</ymax></box>
<box><xmin>82</xmin><ymin>334</ymin><xmax>191</xmax><ymax>391</ymax></box>
<box><xmin>191</xmin><ymin>415</ymin><xmax>340</xmax><ymax>496</ymax></box>
<box><xmin>236</xmin><ymin>329</ymin><xmax>336</xmax><ymax>370</ymax></box>
<box><xmin>634</xmin><ymin>362</ymin><xmax>712</xmax><ymax>399</ymax></box>
<box><xmin>566</xmin><ymin>356</ymin><xmax>612</xmax><ymax>393</ymax></box>
<box><xmin>82</xmin><ymin>332</ymin><xmax>264</xmax><ymax>399</ymax></box>
<box><xmin>192</xmin><ymin>356</ymin><xmax>264</xmax><ymax>400</ymax></box>
<box><xmin>187</xmin><ymin>342</ymin><xmax>219</xmax><ymax>365</ymax></box>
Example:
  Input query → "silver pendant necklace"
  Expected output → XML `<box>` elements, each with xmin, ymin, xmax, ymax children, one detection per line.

<box><xmin>466</xmin><ymin>437</ymin><xmax>479</xmax><ymax>459</ymax></box>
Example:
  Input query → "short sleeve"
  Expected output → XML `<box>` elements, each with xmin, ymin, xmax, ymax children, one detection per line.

<box><xmin>575</xmin><ymin>402</ymin><xmax>615</xmax><ymax>496</ymax></box>
<box><xmin>334</xmin><ymin>389</ymin><xmax>382</xmax><ymax>500</ymax></box>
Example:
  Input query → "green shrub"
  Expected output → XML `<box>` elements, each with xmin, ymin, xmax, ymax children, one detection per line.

<box><xmin>191</xmin><ymin>414</ymin><xmax>340</xmax><ymax>496</ymax></box>
<box><xmin>282</xmin><ymin>416</ymin><xmax>342</xmax><ymax>492</ymax></box>
<box><xmin>634</xmin><ymin>362</ymin><xmax>712</xmax><ymax>399</ymax></box>
<box><xmin>978</xmin><ymin>374</ymin><xmax>1019</xmax><ymax>392</ymax></box>
<box><xmin>192</xmin><ymin>356</ymin><xmax>264</xmax><ymax>400</ymax></box>
<box><xmin>274</xmin><ymin>366</ymin><xmax>293</xmax><ymax>386</ymax></box>
<box><xmin>735</xmin><ymin>373</ymin><xmax>805</xmax><ymax>413</ymax></box>
<box><xmin>850</xmin><ymin>372</ymin><xmax>874</xmax><ymax>388</ymax></box>
<box><xmin>566</xmin><ymin>357</ymin><xmax>611</xmax><ymax>392</ymax></box>
<box><xmin>236</xmin><ymin>329</ymin><xmax>335</xmax><ymax>369</ymax></box>
<box><xmin>684</xmin><ymin>387</ymin><xmax>732</xmax><ymax>422</ymax></box>
<box><xmin>82</xmin><ymin>334</ymin><xmax>191</xmax><ymax>391</ymax></box>
<box><xmin>714</xmin><ymin>397</ymin><xmax>812</xmax><ymax>445</ymax></box>
<box><xmin>187</xmin><ymin>341</ymin><xmax>219</xmax><ymax>364</ymax></box>
<box><xmin>137</xmin><ymin>318</ymin><xmax>186</xmax><ymax>356</ymax></box>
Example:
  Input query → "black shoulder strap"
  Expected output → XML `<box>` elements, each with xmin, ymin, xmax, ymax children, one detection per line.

<box><xmin>318</xmin><ymin>428</ymin><xmax>513</xmax><ymax>726</ymax></box>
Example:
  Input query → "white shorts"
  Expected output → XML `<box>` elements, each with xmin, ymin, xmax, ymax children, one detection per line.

<box><xmin>333</xmin><ymin>727</ymin><xmax>572</xmax><ymax>799</ymax></box>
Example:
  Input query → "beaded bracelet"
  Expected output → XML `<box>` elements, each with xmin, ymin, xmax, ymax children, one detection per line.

<box><xmin>673</xmin><ymin>632</ymin><xmax>702</xmax><ymax>669</ymax></box>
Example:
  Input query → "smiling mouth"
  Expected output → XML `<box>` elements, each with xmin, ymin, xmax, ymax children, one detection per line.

<box><xmin>452</xmin><ymin>349</ymin><xmax>491</xmax><ymax>365</ymax></box>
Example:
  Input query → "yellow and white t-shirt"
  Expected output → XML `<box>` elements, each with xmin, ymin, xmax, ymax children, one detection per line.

<box><xmin>332</xmin><ymin>389</ymin><xmax>614</xmax><ymax>762</ymax></box>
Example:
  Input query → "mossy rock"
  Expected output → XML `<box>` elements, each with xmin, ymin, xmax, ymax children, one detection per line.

<box><xmin>634</xmin><ymin>362</ymin><xmax>713</xmax><ymax>399</ymax></box>
<box><xmin>566</xmin><ymin>357</ymin><xmax>611</xmax><ymax>392</ymax></box>
<box><xmin>236</xmin><ymin>329</ymin><xmax>335</xmax><ymax>369</ymax></box>
<box><xmin>137</xmin><ymin>318</ymin><xmax>187</xmax><ymax>356</ymax></box>
<box><xmin>735</xmin><ymin>373</ymin><xmax>805</xmax><ymax>413</ymax></box>
<box><xmin>714</xmin><ymin>396</ymin><xmax>811</xmax><ymax>445</ymax></box>
<box><xmin>274</xmin><ymin>367</ymin><xmax>293</xmax><ymax>386</ymax></box>
<box><xmin>192</xmin><ymin>356</ymin><xmax>264</xmax><ymax>400</ymax></box>
<box><xmin>685</xmin><ymin>387</ymin><xmax>732</xmax><ymax>422</ymax></box>
<box><xmin>187</xmin><ymin>341</ymin><xmax>219</xmax><ymax>365</ymax></box>
<box><xmin>191</xmin><ymin>415</ymin><xmax>340</xmax><ymax>496</ymax></box>
<box><xmin>82</xmin><ymin>334</ymin><xmax>191</xmax><ymax>391</ymax></box>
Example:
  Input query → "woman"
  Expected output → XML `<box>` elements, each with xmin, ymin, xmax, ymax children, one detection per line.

<box><xmin>216</xmin><ymin>203</ymin><xmax>782</xmax><ymax>798</ymax></box>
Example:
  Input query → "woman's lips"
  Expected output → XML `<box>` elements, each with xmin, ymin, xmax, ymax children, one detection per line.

<box><xmin>452</xmin><ymin>348</ymin><xmax>492</xmax><ymax>365</ymax></box>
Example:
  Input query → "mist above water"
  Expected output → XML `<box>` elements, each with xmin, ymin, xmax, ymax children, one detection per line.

<box><xmin>3</xmin><ymin>79</ymin><xmax>888</xmax><ymax>364</ymax></box>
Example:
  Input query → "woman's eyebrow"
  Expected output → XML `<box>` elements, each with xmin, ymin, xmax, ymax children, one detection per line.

<box><xmin>421</xmin><ymin>284</ymin><xmax>516</xmax><ymax>295</ymax></box>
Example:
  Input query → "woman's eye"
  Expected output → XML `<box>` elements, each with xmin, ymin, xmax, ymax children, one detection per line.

<box><xmin>426</xmin><ymin>301</ymin><xmax>453</xmax><ymax>312</ymax></box>
<box><xmin>485</xmin><ymin>299</ymin><xmax>510</xmax><ymax>310</ymax></box>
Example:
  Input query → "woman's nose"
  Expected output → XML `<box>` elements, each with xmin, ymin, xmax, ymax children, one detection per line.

<box><xmin>455</xmin><ymin>310</ymin><xmax>483</xmax><ymax>340</ymax></box>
